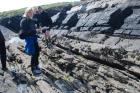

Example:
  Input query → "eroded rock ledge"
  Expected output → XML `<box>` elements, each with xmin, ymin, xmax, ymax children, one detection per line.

<box><xmin>1</xmin><ymin>0</ymin><xmax>140</xmax><ymax>93</ymax></box>
<box><xmin>3</xmin><ymin>31</ymin><xmax>139</xmax><ymax>93</ymax></box>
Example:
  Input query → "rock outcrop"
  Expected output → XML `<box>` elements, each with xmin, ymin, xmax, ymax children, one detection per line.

<box><xmin>0</xmin><ymin>0</ymin><xmax>140</xmax><ymax>93</ymax></box>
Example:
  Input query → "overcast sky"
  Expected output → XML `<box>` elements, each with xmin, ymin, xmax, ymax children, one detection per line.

<box><xmin>0</xmin><ymin>0</ymin><xmax>80</xmax><ymax>12</ymax></box>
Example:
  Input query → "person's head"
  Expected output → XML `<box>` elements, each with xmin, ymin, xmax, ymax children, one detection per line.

<box><xmin>32</xmin><ymin>7</ymin><xmax>39</xmax><ymax>15</ymax></box>
<box><xmin>37</xmin><ymin>6</ymin><xmax>44</xmax><ymax>14</ymax></box>
<box><xmin>23</xmin><ymin>7</ymin><xmax>34</xmax><ymax>19</ymax></box>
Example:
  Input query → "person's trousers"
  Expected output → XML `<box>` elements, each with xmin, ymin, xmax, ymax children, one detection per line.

<box><xmin>31</xmin><ymin>42</ymin><xmax>40</xmax><ymax>68</ymax></box>
<box><xmin>0</xmin><ymin>42</ymin><xmax>6</xmax><ymax>68</ymax></box>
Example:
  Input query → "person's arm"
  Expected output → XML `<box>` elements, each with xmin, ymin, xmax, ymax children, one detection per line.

<box><xmin>41</xmin><ymin>26</ymin><xmax>50</xmax><ymax>33</ymax></box>
<box><xmin>0</xmin><ymin>29</ymin><xmax>5</xmax><ymax>42</ymax></box>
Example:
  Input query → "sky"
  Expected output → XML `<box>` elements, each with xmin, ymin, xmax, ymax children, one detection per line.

<box><xmin>0</xmin><ymin>0</ymin><xmax>80</xmax><ymax>12</ymax></box>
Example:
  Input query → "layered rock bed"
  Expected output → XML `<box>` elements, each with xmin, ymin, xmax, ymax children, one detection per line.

<box><xmin>0</xmin><ymin>0</ymin><xmax>140</xmax><ymax>93</ymax></box>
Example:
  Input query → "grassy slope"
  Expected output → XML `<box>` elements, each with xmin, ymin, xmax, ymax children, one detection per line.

<box><xmin>0</xmin><ymin>1</ymin><xmax>80</xmax><ymax>19</ymax></box>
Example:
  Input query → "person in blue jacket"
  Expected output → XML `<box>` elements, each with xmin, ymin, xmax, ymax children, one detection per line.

<box><xmin>20</xmin><ymin>7</ymin><xmax>41</xmax><ymax>75</ymax></box>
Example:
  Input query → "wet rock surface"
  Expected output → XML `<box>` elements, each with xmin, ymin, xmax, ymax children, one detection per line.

<box><xmin>1</xmin><ymin>0</ymin><xmax>140</xmax><ymax>93</ymax></box>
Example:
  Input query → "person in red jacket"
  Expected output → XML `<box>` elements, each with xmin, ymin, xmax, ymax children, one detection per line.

<box><xmin>0</xmin><ymin>29</ymin><xmax>7</xmax><ymax>71</ymax></box>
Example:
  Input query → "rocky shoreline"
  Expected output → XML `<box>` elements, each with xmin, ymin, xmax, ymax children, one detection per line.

<box><xmin>0</xmin><ymin>0</ymin><xmax>140</xmax><ymax>93</ymax></box>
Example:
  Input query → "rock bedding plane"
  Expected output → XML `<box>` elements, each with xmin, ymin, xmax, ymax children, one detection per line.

<box><xmin>0</xmin><ymin>0</ymin><xmax>140</xmax><ymax>93</ymax></box>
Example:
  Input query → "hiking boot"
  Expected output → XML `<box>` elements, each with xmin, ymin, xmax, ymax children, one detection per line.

<box><xmin>36</xmin><ymin>66</ymin><xmax>41</xmax><ymax>70</ymax></box>
<box><xmin>31</xmin><ymin>66</ymin><xmax>41</xmax><ymax>75</ymax></box>
<box><xmin>32</xmin><ymin>69</ymin><xmax>41</xmax><ymax>75</ymax></box>
<box><xmin>2</xmin><ymin>67</ymin><xmax>8</xmax><ymax>71</ymax></box>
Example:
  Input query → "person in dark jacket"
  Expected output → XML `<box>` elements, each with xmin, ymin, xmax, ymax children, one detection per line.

<box><xmin>20</xmin><ymin>7</ymin><xmax>41</xmax><ymax>75</ymax></box>
<box><xmin>33</xmin><ymin>6</ymin><xmax>52</xmax><ymax>28</ymax></box>
<box><xmin>0</xmin><ymin>29</ymin><xmax>7</xmax><ymax>71</ymax></box>
<box><xmin>33</xmin><ymin>7</ymin><xmax>52</xmax><ymax>48</ymax></box>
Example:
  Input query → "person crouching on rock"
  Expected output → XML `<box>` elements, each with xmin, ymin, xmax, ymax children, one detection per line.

<box><xmin>0</xmin><ymin>29</ymin><xmax>7</xmax><ymax>71</ymax></box>
<box><xmin>19</xmin><ymin>7</ymin><xmax>41</xmax><ymax>75</ymax></box>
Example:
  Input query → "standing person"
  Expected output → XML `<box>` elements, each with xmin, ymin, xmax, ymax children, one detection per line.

<box><xmin>35</xmin><ymin>6</ymin><xmax>52</xmax><ymax>29</ymax></box>
<box><xmin>33</xmin><ymin>6</ymin><xmax>52</xmax><ymax>48</ymax></box>
<box><xmin>0</xmin><ymin>29</ymin><xmax>7</xmax><ymax>71</ymax></box>
<box><xmin>19</xmin><ymin>7</ymin><xmax>41</xmax><ymax>75</ymax></box>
